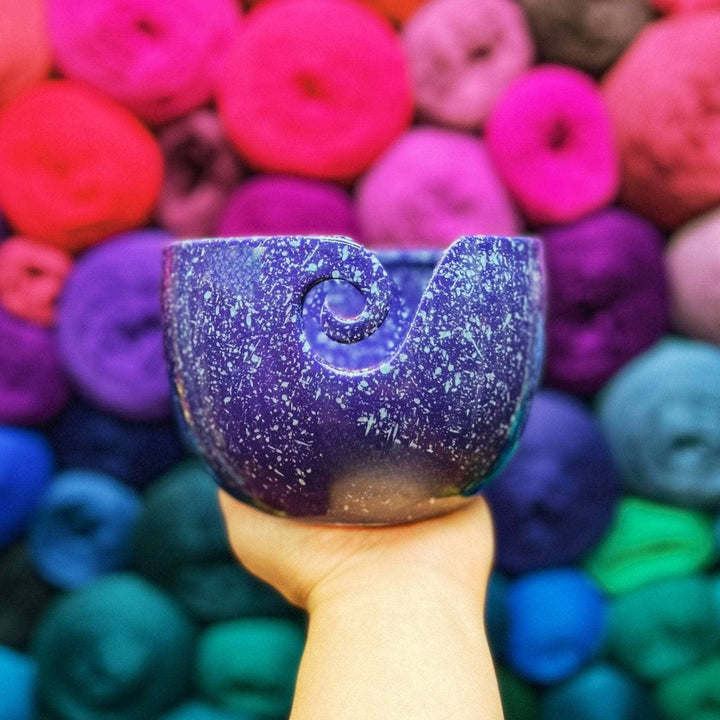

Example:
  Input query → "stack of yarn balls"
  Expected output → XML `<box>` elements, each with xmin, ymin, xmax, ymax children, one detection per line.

<box><xmin>2</xmin><ymin>0</ymin><xmax>720</xmax><ymax>718</ymax></box>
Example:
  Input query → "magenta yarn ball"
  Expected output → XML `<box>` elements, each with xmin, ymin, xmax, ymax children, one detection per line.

<box><xmin>486</xmin><ymin>64</ymin><xmax>619</xmax><ymax>226</ymax></box>
<box><xmin>47</xmin><ymin>0</ymin><xmax>241</xmax><ymax>124</ymax></box>
<box><xmin>217</xmin><ymin>175</ymin><xmax>358</xmax><ymax>239</ymax></box>
<box><xmin>355</xmin><ymin>127</ymin><xmax>521</xmax><ymax>250</ymax></box>
<box><xmin>216</xmin><ymin>0</ymin><xmax>414</xmax><ymax>181</ymax></box>
<box><xmin>402</xmin><ymin>0</ymin><xmax>534</xmax><ymax>130</ymax></box>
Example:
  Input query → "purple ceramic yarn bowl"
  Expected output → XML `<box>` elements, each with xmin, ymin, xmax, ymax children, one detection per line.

<box><xmin>161</xmin><ymin>234</ymin><xmax>545</xmax><ymax>525</ymax></box>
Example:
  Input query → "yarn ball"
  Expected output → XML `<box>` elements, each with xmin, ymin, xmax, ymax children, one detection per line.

<box><xmin>584</xmin><ymin>496</ymin><xmax>717</xmax><ymax>595</ymax></box>
<box><xmin>402</xmin><ymin>0</ymin><xmax>534</xmax><ymax>130</ymax></box>
<box><xmin>0</xmin><ymin>0</ymin><xmax>52</xmax><ymax>107</ymax></box>
<box><xmin>518</xmin><ymin>0</ymin><xmax>654</xmax><ymax>76</ymax></box>
<box><xmin>0</xmin><ymin>237</ymin><xmax>72</xmax><ymax>327</ymax></box>
<box><xmin>0</xmin><ymin>645</ymin><xmax>36</xmax><ymax>720</ymax></box>
<box><xmin>665</xmin><ymin>206</ymin><xmax>720</xmax><ymax>345</ymax></box>
<box><xmin>0</xmin><ymin>426</ymin><xmax>55</xmax><ymax>548</ymax></box>
<box><xmin>485</xmin><ymin>390</ymin><xmax>620</xmax><ymax>574</ymax></box>
<box><xmin>355</xmin><ymin>126</ymin><xmax>520</xmax><ymax>249</ymax></box>
<box><xmin>216</xmin><ymin>0</ymin><xmax>413</xmax><ymax>181</ymax></box>
<box><xmin>540</xmin><ymin>663</ymin><xmax>661</xmax><ymax>720</ymax></box>
<box><xmin>195</xmin><ymin>618</ymin><xmax>305</xmax><ymax>719</ymax></box>
<box><xmin>0</xmin><ymin>543</ymin><xmax>56</xmax><ymax>651</ymax></box>
<box><xmin>45</xmin><ymin>398</ymin><xmax>186</xmax><ymax>490</ymax></box>
<box><xmin>217</xmin><ymin>175</ymin><xmax>359</xmax><ymax>239</ymax></box>
<box><xmin>362</xmin><ymin>0</ymin><xmax>428</xmax><ymax>24</ymax></box>
<box><xmin>602</xmin><ymin>12</ymin><xmax>720</xmax><ymax>230</ymax></box>
<box><xmin>47</xmin><ymin>0</ymin><xmax>241</xmax><ymax>124</ymax></box>
<box><xmin>597</xmin><ymin>337</ymin><xmax>720</xmax><ymax>508</ymax></box>
<box><xmin>28</xmin><ymin>469</ymin><xmax>142</xmax><ymax>589</ymax></box>
<box><xmin>504</xmin><ymin>568</ymin><xmax>606</xmax><ymax>685</ymax></box>
<box><xmin>57</xmin><ymin>229</ymin><xmax>172</xmax><ymax>421</ymax></box>
<box><xmin>0</xmin><ymin>307</ymin><xmax>71</xmax><ymax>426</ymax></box>
<box><xmin>131</xmin><ymin>460</ymin><xmax>295</xmax><ymax>624</ymax></box>
<box><xmin>155</xmin><ymin>109</ymin><xmax>244</xmax><ymax>239</ymax></box>
<box><xmin>655</xmin><ymin>656</ymin><xmax>720</xmax><ymax>720</ymax></box>
<box><xmin>31</xmin><ymin>573</ymin><xmax>196</xmax><ymax>720</ymax></box>
<box><xmin>0</xmin><ymin>80</ymin><xmax>163</xmax><ymax>253</ymax></box>
<box><xmin>541</xmin><ymin>207</ymin><xmax>669</xmax><ymax>396</ymax></box>
<box><xmin>606</xmin><ymin>574</ymin><xmax>720</xmax><ymax>682</ymax></box>
<box><xmin>486</xmin><ymin>64</ymin><xmax>619</xmax><ymax>226</ymax></box>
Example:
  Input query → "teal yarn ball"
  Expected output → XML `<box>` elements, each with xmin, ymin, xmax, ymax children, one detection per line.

<box><xmin>195</xmin><ymin>618</ymin><xmax>305</xmax><ymax>719</ymax></box>
<box><xmin>31</xmin><ymin>573</ymin><xmax>196</xmax><ymax>720</ymax></box>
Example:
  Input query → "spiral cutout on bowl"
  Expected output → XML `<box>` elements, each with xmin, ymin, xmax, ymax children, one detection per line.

<box><xmin>299</xmin><ymin>239</ymin><xmax>396</xmax><ymax>345</ymax></box>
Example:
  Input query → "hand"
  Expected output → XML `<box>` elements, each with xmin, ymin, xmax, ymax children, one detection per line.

<box><xmin>218</xmin><ymin>491</ymin><xmax>496</xmax><ymax>612</ymax></box>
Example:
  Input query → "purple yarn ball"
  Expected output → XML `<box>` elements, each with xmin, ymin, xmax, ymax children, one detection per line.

<box><xmin>541</xmin><ymin>207</ymin><xmax>669</xmax><ymax>396</ymax></box>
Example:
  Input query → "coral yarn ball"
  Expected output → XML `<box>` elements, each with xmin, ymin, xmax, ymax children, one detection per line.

<box><xmin>0</xmin><ymin>81</ymin><xmax>163</xmax><ymax>253</ymax></box>
<box><xmin>217</xmin><ymin>0</ymin><xmax>414</xmax><ymax>181</ymax></box>
<box><xmin>602</xmin><ymin>12</ymin><xmax>720</xmax><ymax>230</ymax></box>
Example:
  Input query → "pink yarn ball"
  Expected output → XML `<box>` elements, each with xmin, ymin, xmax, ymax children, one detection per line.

<box><xmin>217</xmin><ymin>0</ymin><xmax>413</xmax><ymax>181</ymax></box>
<box><xmin>402</xmin><ymin>0</ymin><xmax>534</xmax><ymax>130</ymax></box>
<box><xmin>47</xmin><ymin>0</ymin><xmax>241</xmax><ymax>124</ymax></box>
<box><xmin>665</xmin><ymin>207</ymin><xmax>720</xmax><ymax>345</ymax></box>
<box><xmin>486</xmin><ymin>64</ymin><xmax>619</xmax><ymax>226</ymax></box>
<box><xmin>355</xmin><ymin>126</ymin><xmax>521</xmax><ymax>250</ymax></box>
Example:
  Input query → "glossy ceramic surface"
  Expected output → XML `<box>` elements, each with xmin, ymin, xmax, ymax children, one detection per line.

<box><xmin>162</xmin><ymin>235</ymin><xmax>544</xmax><ymax>524</ymax></box>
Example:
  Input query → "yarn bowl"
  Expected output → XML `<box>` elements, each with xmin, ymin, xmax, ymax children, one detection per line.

<box><xmin>162</xmin><ymin>234</ymin><xmax>545</xmax><ymax>525</ymax></box>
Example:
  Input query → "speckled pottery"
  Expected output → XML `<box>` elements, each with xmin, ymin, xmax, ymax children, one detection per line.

<box><xmin>162</xmin><ymin>235</ymin><xmax>544</xmax><ymax>525</ymax></box>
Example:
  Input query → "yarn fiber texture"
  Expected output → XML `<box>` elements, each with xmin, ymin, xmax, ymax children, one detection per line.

<box><xmin>583</xmin><ymin>496</ymin><xmax>718</xmax><ymax>595</ymax></box>
<box><xmin>356</xmin><ymin>126</ymin><xmax>520</xmax><ymax>249</ymax></box>
<box><xmin>0</xmin><ymin>238</ymin><xmax>72</xmax><ymax>327</ymax></box>
<box><xmin>47</xmin><ymin>0</ymin><xmax>241</xmax><ymax>124</ymax></box>
<box><xmin>602</xmin><ymin>12</ymin><xmax>720</xmax><ymax>229</ymax></box>
<box><xmin>485</xmin><ymin>389</ymin><xmax>620</xmax><ymax>574</ymax></box>
<box><xmin>31</xmin><ymin>573</ymin><xmax>196</xmax><ymax>720</ymax></box>
<box><xmin>541</xmin><ymin>207</ymin><xmax>669</xmax><ymax>397</ymax></box>
<box><xmin>486</xmin><ymin>64</ymin><xmax>619</xmax><ymax>226</ymax></box>
<box><xmin>0</xmin><ymin>308</ymin><xmax>70</xmax><ymax>426</ymax></box>
<box><xmin>0</xmin><ymin>80</ymin><xmax>163</xmax><ymax>252</ymax></box>
<box><xmin>597</xmin><ymin>337</ymin><xmax>720</xmax><ymax>508</ymax></box>
<box><xmin>402</xmin><ymin>0</ymin><xmax>534</xmax><ymax>130</ymax></box>
<box><xmin>216</xmin><ymin>0</ymin><xmax>414</xmax><ymax>181</ymax></box>
<box><xmin>28</xmin><ymin>469</ymin><xmax>142</xmax><ymax>589</ymax></box>
<box><xmin>57</xmin><ymin>229</ymin><xmax>172</xmax><ymax>421</ymax></box>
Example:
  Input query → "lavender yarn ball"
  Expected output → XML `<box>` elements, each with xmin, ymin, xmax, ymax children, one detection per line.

<box><xmin>0</xmin><ymin>307</ymin><xmax>70</xmax><ymax>425</ymax></box>
<box><xmin>542</xmin><ymin>207</ymin><xmax>669</xmax><ymax>397</ymax></box>
<box><xmin>402</xmin><ymin>0</ymin><xmax>534</xmax><ymax>130</ymax></box>
<box><xmin>217</xmin><ymin>175</ymin><xmax>359</xmax><ymax>239</ymax></box>
<box><xmin>155</xmin><ymin>109</ymin><xmax>244</xmax><ymax>239</ymax></box>
<box><xmin>485</xmin><ymin>389</ymin><xmax>621</xmax><ymax>574</ymax></box>
<box><xmin>57</xmin><ymin>229</ymin><xmax>173</xmax><ymax>421</ymax></box>
<box><xmin>355</xmin><ymin>127</ymin><xmax>520</xmax><ymax>250</ymax></box>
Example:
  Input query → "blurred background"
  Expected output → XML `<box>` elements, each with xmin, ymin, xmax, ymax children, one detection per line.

<box><xmin>1</xmin><ymin>0</ymin><xmax>720</xmax><ymax>718</ymax></box>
